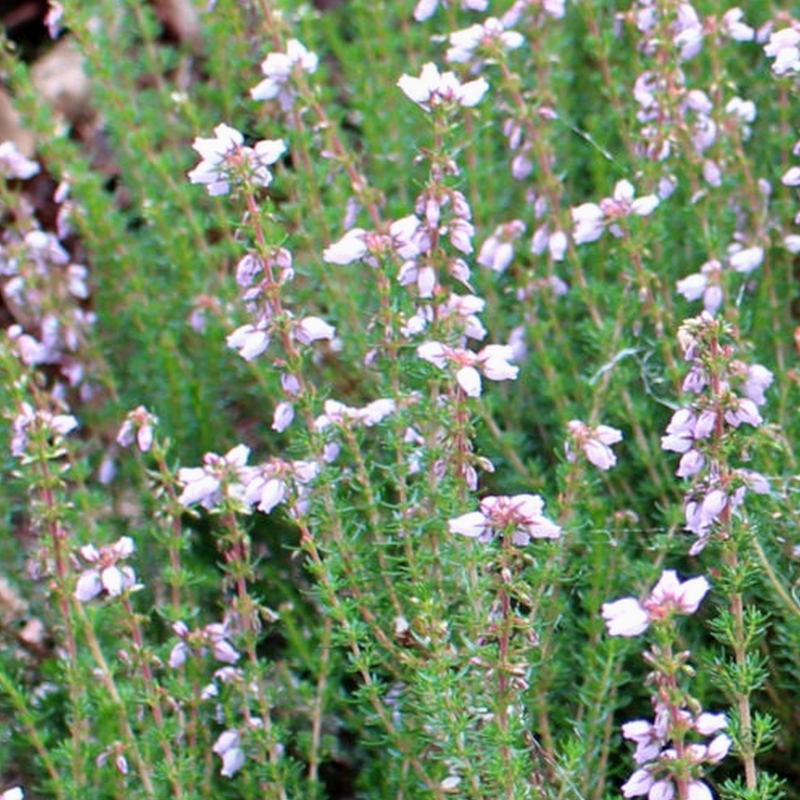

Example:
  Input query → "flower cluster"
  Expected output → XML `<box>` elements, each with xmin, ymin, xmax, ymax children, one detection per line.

<box><xmin>621</xmin><ymin>707</ymin><xmax>731</xmax><ymax>800</ymax></box>
<box><xmin>764</xmin><ymin>24</ymin><xmax>800</xmax><ymax>75</ymax></box>
<box><xmin>448</xmin><ymin>494</ymin><xmax>560</xmax><ymax>545</ymax></box>
<box><xmin>0</xmin><ymin>141</ymin><xmax>39</xmax><ymax>180</ymax></box>
<box><xmin>250</xmin><ymin>39</ymin><xmax>318</xmax><ymax>112</ymax></box>
<box><xmin>116</xmin><ymin>405</ymin><xmax>158</xmax><ymax>453</ymax></box>
<box><xmin>73</xmin><ymin>536</ymin><xmax>138</xmax><ymax>602</ymax></box>
<box><xmin>416</xmin><ymin>341</ymin><xmax>518</xmax><ymax>397</ymax></box>
<box><xmin>397</xmin><ymin>63</ymin><xmax>488</xmax><ymax>112</ymax></box>
<box><xmin>227</xmin><ymin>246</ymin><xmax>336</xmax><ymax>367</ymax></box>
<box><xmin>661</xmin><ymin>313</ymin><xmax>771</xmax><ymax>552</ymax></box>
<box><xmin>477</xmin><ymin>220</ymin><xmax>525</xmax><ymax>274</ymax></box>
<box><xmin>602</xmin><ymin>569</ymin><xmax>729</xmax><ymax>798</ymax></box>
<box><xmin>168</xmin><ymin>619</ymin><xmax>240</xmax><ymax>668</ymax></box>
<box><xmin>187</xmin><ymin>123</ymin><xmax>286</xmax><ymax>197</ymax></box>
<box><xmin>178</xmin><ymin>444</ymin><xmax>319</xmax><ymax>518</ymax></box>
<box><xmin>413</xmin><ymin>0</ymin><xmax>487</xmax><ymax>23</ymax></box>
<box><xmin>10</xmin><ymin>401</ymin><xmax>78</xmax><ymax>458</ymax></box>
<box><xmin>601</xmin><ymin>570</ymin><xmax>710</xmax><ymax>638</ymax></box>
<box><xmin>565</xmin><ymin>420</ymin><xmax>623</xmax><ymax>471</ymax></box>
<box><xmin>446</xmin><ymin>17</ymin><xmax>524</xmax><ymax>67</ymax></box>
<box><xmin>213</xmin><ymin>717</ymin><xmax>265</xmax><ymax>777</ymax></box>
<box><xmin>3</xmin><ymin>213</ymin><xmax>96</xmax><ymax>398</ymax></box>
<box><xmin>571</xmin><ymin>179</ymin><xmax>659</xmax><ymax>244</ymax></box>
<box><xmin>626</xmin><ymin>3</ymin><xmax>757</xmax><ymax>168</ymax></box>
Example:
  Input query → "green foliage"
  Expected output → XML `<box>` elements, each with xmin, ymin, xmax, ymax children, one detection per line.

<box><xmin>0</xmin><ymin>0</ymin><xmax>797</xmax><ymax>798</ymax></box>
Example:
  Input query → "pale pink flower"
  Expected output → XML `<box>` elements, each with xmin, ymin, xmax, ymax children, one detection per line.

<box><xmin>706</xmin><ymin>733</ymin><xmax>732</xmax><ymax>762</ymax></box>
<box><xmin>0</xmin><ymin>788</ymin><xmax>24</xmax><ymax>800</ymax></box>
<box><xmin>213</xmin><ymin>730</ymin><xmax>245</xmax><ymax>777</ymax></box>
<box><xmin>226</xmin><ymin>320</ymin><xmax>270</xmax><ymax>361</ymax></box>
<box><xmin>177</xmin><ymin>444</ymin><xmax>250</xmax><ymax>509</ymax></box>
<box><xmin>645</xmin><ymin>570</ymin><xmax>710</xmax><ymax>617</ymax></box>
<box><xmin>673</xmin><ymin>4</ymin><xmax>703</xmax><ymax>59</ymax></box>
<box><xmin>446</xmin><ymin>17</ymin><xmax>524</xmax><ymax>65</ymax></box>
<box><xmin>764</xmin><ymin>26</ymin><xmax>800</xmax><ymax>75</ymax></box>
<box><xmin>741</xmin><ymin>363</ymin><xmax>773</xmax><ymax>405</ymax></box>
<box><xmin>398</xmin><ymin>259</ymin><xmax>437</xmax><ymax>297</ymax></box>
<box><xmin>448</xmin><ymin>493</ymin><xmax>560</xmax><ymax>546</ymax></box>
<box><xmin>621</xmin><ymin>767</ymin><xmax>654</xmax><ymax>797</ymax></box>
<box><xmin>250</xmin><ymin>39</ymin><xmax>318</xmax><ymax>111</ymax></box>
<box><xmin>601</xmin><ymin>598</ymin><xmax>650</xmax><ymax>637</ymax></box>
<box><xmin>0</xmin><ymin>141</ymin><xmax>39</xmax><ymax>180</ymax></box>
<box><xmin>725</xmin><ymin>97</ymin><xmax>756</xmax><ymax>124</ymax></box>
<box><xmin>10</xmin><ymin>402</ymin><xmax>78</xmax><ymax>457</ymax></box>
<box><xmin>323</xmin><ymin>228</ymin><xmax>368</xmax><ymax>264</ymax></box>
<box><xmin>721</xmin><ymin>8</ymin><xmax>754</xmax><ymax>42</ymax></box>
<box><xmin>622</xmin><ymin>719</ymin><xmax>666</xmax><ymax>765</ymax></box>
<box><xmin>313</xmin><ymin>398</ymin><xmax>397</xmax><ymax>431</ymax></box>
<box><xmin>117</xmin><ymin>406</ymin><xmax>158</xmax><ymax>452</ymax></box>
<box><xmin>74</xmin><ymin>536</ymin><xmax>137</xmax><ymax>602</ymax></box>
<box><xmin>782</xmin><ymin>166</ymin><xmax>800</xmax><ymax>186</ymax></box>
<box><xmin>169</xmin><ymin>620</ymin><xmax>240</xmax><ymax>668</ymax></box>
<box><xmin>242</xmin><ymin>458</ymin><xmax>317</xmax><ymax>517</ymax></box>
<box><xmin>724</xmin><ymin>396</ymin><xmax>762</xmax><ymax>427</ymax></box>
<box><xmin>448</xmin><ymin>217</ymin><xmax>476</xmax><ymax>253</ymax></box>
<box><xmin>441</xmin><ymin>294</ymin><xmax>486</xmax><ymax>340</ymax></box>
<box><xmin>571</xmin><ymin>180</ymin><xmax>658</xmax><ymax>244</ymax></box>
<box><xmin>476</xmin><ymin>344</ymin><xmax>518</xmax><ymax>381</ymax></box>
<box><xmin>294</xmin><ymin>316</ymin><xmax>336</xmax><ymax>345</ymax></box>
<box><xmin>44</xmin><ymin>0</ymin><xmax>63</xmax><ymax>38</ymax></box>
<box><xmin>397</xmin><ymin>63</ymin><xmax>488</xmax><ymax>112</ymax></box>
<box><xmin>477</xmin><ymin>220</ymin><xmax>525</xmax><ymax>273</ymax></box>
<box><xmin>676</xmin><ymin>260</ymin><xmax>723</xmax><ymax>315</ymax></box>
<box><xmin>187</xmin><ymin>124</ymin><xmax>286</xmax><ymax>196</ymax></box>
<box><xmin>413</xmin><ymin>0</ymin><xmax>487</xmax><ymax>22</ymax></box>
<box><xmin>728</xmin><ymin>244</ymin><xmax>763</xmax><ymax>274</ymax></box>
<box><xmin>694</xmin><ymin>712</ymin><xmax>727</xmax><ymax>736</ymax></box>
<box><xmin>566</xmin><ymin>420</ymin><xmax>623</xmax><ymax>470</ymax></box>
<box><xmin>686</xmin><ymin>782</ymin><xmax>714</xmax><ymax>800</ymax></box>
<box><xmin>417</xmin><ymin>341</ymin><xmax>518</xmax><ymax>396</ymax></box>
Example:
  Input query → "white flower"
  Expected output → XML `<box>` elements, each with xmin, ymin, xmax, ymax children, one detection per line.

<box><xmin>413</xmin><ymin>0</ymin><xmax>487</xmax><ymax>22</ymax></box>
<box><xmin>177</xmin><ymin>444</ymin><xmax>250</xmax><ymax>509</ymax></box>
<box><xmin>764</xmin><ymin>27</ymin><xmax>800</xmax><ymax>75</ymax></box>
<box><xmin>728</xmin><ymin>245</ymin><xmax>763</xmax><ymax>274</ymax></box>
<box><xmin>566</xmin><ymin>420</ymin><xmax>623</xmax><ymax>470</ymax></box>
<box><xmin>477</xmin><ymin>220</ymin><xmax>525</xmax><ymax>273</ymax></box>
<box><xmin>227</xmin><ymin>321</ymin><xmax>270</xmax><ymax>361</ymax></box>
<box><xmin>323</xmin><ymin>228</ymin><xmax>368</xmax><ymax>264</ymax></box>
<box><xmin>117</xmin><ymin>406</ymin><xmax>158</xmax><ymax>452</ymax></box>
<box><xmin>272</xmin><ymin>401</ymin><xmax>294</xmax><ymax>433</ymax></box>
<box><xmin>74</xmin><ymin>537</ymin><xmax>138</xmax><ymax>602</ymax></box>
<box><xmin>397</xmin><ymin>63</ymin><xmax>488</xmax><ymax>112</ymax></box>
<box><xmin>213</xmin><ymin>730</ymin><xmax>245</xmax><ymax>777</ymax></box>
<box><xmin>416</xmin><ymin>341</ymin><xmax>518</xmax><ymax>396</ymax></box>
<box><xmin>0</xmin><ymin>141</ymin><xmax>39</xmax><ymax>179</ymax></box>
<box><xmin>601</xmin><ymin>597</ymin><xmax>650</xmax><ymax>637</ymax></box>
<box><xmin>446</xmin><ymin>18</ymin><xmax>524</xmax><ymax>64</ymax></box>
<box><xmin>294</xmin><ymin>316</ymin><xmax>336</xmax><ymax>345</ymax></box>
<box><xmin>187</xmin><ymin>123</ymin><xmax>286</xmax><ymax>196</ymax></box>
<box><xmin>721</xmin><ymin>8</ymin><xmax>754</xmax><ymax>42</ymax></box>
<box><xmin>250</xmin><ymin>39</ymin><xmax>318</xmax><ymax>111</ymax></box>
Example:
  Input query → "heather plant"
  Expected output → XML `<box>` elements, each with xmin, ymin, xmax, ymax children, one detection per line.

<box><xmin>0</xmin><ymin>0</ymin><xmax>800</xmax><ymax>799</ymax></box>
